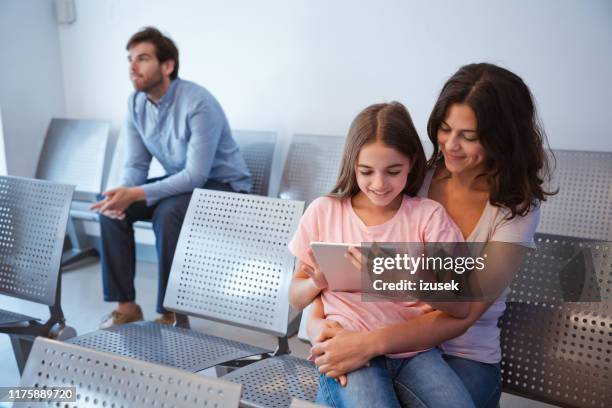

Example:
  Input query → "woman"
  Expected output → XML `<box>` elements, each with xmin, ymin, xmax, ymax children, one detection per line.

<box><xmin>309</xmin><ymin>63</ymin><xmax>553</xmax><ymax>407</ymax></box>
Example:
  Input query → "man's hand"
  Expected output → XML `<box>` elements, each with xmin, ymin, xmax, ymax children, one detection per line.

<box><xmin>90</xmin><ymin>187</ymin><xmax>145</xmax><ymax>215</ymax></box>
<box><xmin>100</xmin><ymin>209</ymin><xmax>126</xmax><ymax>220</ymax></box>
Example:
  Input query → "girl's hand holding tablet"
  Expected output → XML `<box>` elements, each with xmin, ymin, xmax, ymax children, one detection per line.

<box><xmin>303</xmin><ymin>248</ymin><xmax>328</xmax><ymax>289</ymax></box>
<box><xmin>344</xmin><ymin>246</ymin><xmax>363</xmax><ymax>270</ymax></box>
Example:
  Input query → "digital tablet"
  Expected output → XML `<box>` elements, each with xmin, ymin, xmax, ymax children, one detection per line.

<box><xmin>310</xmin><ymin>242</ymin><xmax>363</xmax><ymax>292</ymax></box>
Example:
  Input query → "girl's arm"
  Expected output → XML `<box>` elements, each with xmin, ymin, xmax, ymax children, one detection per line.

<box><xmin>288</xmin><ymin>249</ymin><xmax>329</xmax><ymax>311</ymax></box>
<box><xmin>368</xmin><ymin>300</ymin><xmax>491</xmax><ymax>355</ymax></box>
<box><xmin>306</xmin><ymin>296</ymin><xmax>343</xmax><ymax>342</ymax></box>
<box><xmin>306</xmin><ymin>296</ymin><xmax>349</xmax><ymax>387</ymax></box>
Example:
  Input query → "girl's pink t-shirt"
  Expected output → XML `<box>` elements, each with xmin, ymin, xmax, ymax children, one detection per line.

<box><xmin>288</xmin><ymin>195</ymin><xmax>463</xmax><ymax>358</ymax></box>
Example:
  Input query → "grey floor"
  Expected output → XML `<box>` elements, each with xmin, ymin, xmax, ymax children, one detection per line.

<box><xmin>0</xmin><ymin>259</ymin><xmax>557</xmax><ymax>408</ymax></box>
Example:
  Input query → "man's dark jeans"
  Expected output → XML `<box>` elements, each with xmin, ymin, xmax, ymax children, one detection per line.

<box><xmin>99</xmin><ymin>178</ymin><xmax>237</xmax><ymax>314</ymax></box>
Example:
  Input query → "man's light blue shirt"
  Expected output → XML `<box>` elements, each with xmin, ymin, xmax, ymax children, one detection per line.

<box><xmin>121</xmin><ymin>78</ymin><xmax>252</xmax><ymax>205</ymax></box>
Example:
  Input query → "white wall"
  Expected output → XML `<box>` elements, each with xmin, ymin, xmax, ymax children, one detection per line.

<box><xmin>2</xmin><ymin>1</ymin><xmax>610</xmax><ymax>178</ymax></box>
<box><xmin>0</xmin><ymin>0</ymin><xmax>66</xmax><ymax>177</ymax></box>
<box><xmin>57</xmin><ymin>0</ymin><xmax>612</xmax><ymax>157</ymax></box>
<box><xmin>0</xmin><ymin>106</ymin><xmax>7</xmax><ymax>175</ymax></box>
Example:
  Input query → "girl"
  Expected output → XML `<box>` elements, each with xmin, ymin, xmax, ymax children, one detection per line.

<box><xmin>308</xmin><ymin>63</ymin><xmax>551</xmax><ymax>408</ymax></box>
<box><xmin>288</xmin><ymin>102</ymin><xmax>475</xmax><ymax>408</ymax></box>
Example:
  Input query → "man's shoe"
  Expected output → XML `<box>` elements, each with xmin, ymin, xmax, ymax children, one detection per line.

<box><xmin>99</xmin><ymin>305</ymin><xmax>144</xmax><ymax>329</ymax></box>
<box><xmin>154</xmin><ymin>312</ymin><xmax>176</xmax><ymax>325</ymax></box>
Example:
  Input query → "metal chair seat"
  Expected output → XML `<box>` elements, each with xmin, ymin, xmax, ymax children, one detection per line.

<box><xmin>69</xmin><ymin>200</ymin><xmax>98</xmax><ymax>221</ymax></box>
<box><xmin>69</xmin><ymin>321</ymin><xmax>271</xmax><ymax>372</ymax></box>
<box><xmin>0</xmin><ymin>309</ymin><xmax>38</xmax><ymax>326</ymax></box>
<box><xmin>223</xmin><ymin>355</ymin><xmax>319</xmax><ymax>408</ymax></box>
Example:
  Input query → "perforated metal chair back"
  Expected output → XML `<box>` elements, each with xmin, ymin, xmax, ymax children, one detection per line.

<box><xmin>278</xmin><ymin>134</ymin><xmax>345</xmax><ymax>206</ymax></box>
<box><xmin>499</xmin><ymin>233</ymin><xmax>611</xmax><ymax>408</ymax></box>
<box><xmin>233</xmin><ymin>130</ymin><xmax>276</xmax><ymax>196</ymax></box>
<box><xmin>17</xmin><ymin>337</ymin><xmax>242</xmax><ymax>408</ymax></box>
<box><xmin>538</xmin><ymin>149</ymin><xmax>612</xmax><ymax>240</ymax></box>
<box><xmin>164</xmin><ymin>189</ymin><xmax>304</xmax><ymax>336</ymax></box>
<box><xmin>35</xmin><ymin>119</ymin><xmax>110</xmax><ymax>201</ymax></box>
<box><xmin>0</xmin><ymin>176</ymin><xmax>73</xmax><ymax>305</ymax></box>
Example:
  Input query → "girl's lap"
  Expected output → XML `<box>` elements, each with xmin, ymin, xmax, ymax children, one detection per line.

<box><xmin>316</xmin><ymin>349</ymin><xmax>478</xmax><ymax>408</ymax></box>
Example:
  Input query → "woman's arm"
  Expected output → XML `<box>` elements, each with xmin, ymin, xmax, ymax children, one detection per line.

<box><xmin>311</xmin><ymin>301</ymin><xmax>491</xmax><ymax>378</ymax></box>
<box><xmin>313</xmin><ymin>241</ymin><xmax>529</xmax><ymax>377</ymax></box>
<box><xmin>347</xmin><ymin>247</ymin><xmax>470</xmax><ymax>318</ymax></box>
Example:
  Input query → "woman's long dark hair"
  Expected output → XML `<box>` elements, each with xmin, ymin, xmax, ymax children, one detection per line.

<box><xmin>427</xmin><ymin>63</ymin><xmax>555</xmax><ymax>219</ymax></box>
<box><xmin>331</xmin><ymin>102</ymin><xmax>426</xmax><ymax>199</ymax></box>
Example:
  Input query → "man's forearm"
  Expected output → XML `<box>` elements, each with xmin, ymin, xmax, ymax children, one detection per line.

<box><xmin>369</xmin><ymin>310</ymin><xmax>472</xmax><ymax>356</ymax></box>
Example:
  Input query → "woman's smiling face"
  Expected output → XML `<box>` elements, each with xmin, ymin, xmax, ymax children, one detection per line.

<box><xmin>437</xmin><ymin>103</ymin><xmax>487</xmax><ymax>176</ymax></box>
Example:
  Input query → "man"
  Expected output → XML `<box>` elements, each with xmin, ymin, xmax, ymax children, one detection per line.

<box><xmin>92</xmin><ymin>27</ymin><xmax>251</xmax><ymax>328</ymax></box>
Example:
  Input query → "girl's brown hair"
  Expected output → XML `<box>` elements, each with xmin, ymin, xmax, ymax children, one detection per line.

<box><xmin>330</xmin><ymin>102</ymin><xmax>426</xmax><ymax>199</ymax></box>
<box><xmin>427</xmin><ymin>63</ymin><xmax>555</xmax><ymax>219</ymax></box>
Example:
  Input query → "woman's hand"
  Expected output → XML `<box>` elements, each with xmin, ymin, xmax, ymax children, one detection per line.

<box><xmin>310</xmin><ymin>328</ymin><xmax>378</xmax><ymax>384</ymax></box>
<box><xmin>307</xmin><ymin>317</ymin><xmax>343</xmax><ymax>343</ymax></box>
<box><xmin>306</xmin><ymin>316</ymin><xmax>346</xmax><ymax>387</ymax></box>
<box><xmin>302</xmin><ymin>248</ymin><xmax>328</xmax><ymax>289</ymax></box>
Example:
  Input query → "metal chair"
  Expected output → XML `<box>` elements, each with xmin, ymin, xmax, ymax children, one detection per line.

<box><xmin>69</xmin><ymin>189</ymin><xmax>305</xmax><ymax>374</ymax></box>
<box><xmin>0</xmin><ymin>175</ymin><xmax>75</xmax><ymax>373</ymax></box>
<box><xmin>499</xmin><ymin>233</ymin><xmax>611</xmax><ymax>408</ymax></box>
<box><xmin>290</xmin><ymin>399</ymin><xmax>327</xmax><ymax>408</ymax></box>
<box><xmin>498</xmin><ymin>148</ymin><xmax>612</xmax><ymax>408</ymax></box>
<box><xmin>105</xmin><ymin>128</ymin><xmax>276</xmax><ymax>234</ymax></box>
<box><xmin>538</xmin><ymin>149</ymin><xmax>612</xmax><ymax>241</ymax></box>
<box><xmin>278</xmin><ymin>134</ymin><xmax>345</xmax><ymax>206</ymax></box>
<box><xmin>233</xmin><ymin>129</ymin><xmax>277</xmax><ymax>196</ymax></box>
<box><xmin>221</xmin><ymin>252</ymin><xmax>319</xmax><ymax>408</ymax></box>
<box><xmin>35</xmin><ymin>118</ymin><xmax>111</xmax><ymax>267</ymax></box>
<box><xmin>15</xmin><ymin>337</ymin><xmax>242</xmax><ymax>408</ymax></box>
<box><xmin>223</xmin><ymin>354</ymin><xmax>319</xmax><ymax>408</ymax></box>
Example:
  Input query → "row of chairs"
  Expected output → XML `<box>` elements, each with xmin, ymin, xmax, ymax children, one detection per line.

<box><xmin>2</xmin><ymin>127</ymin><xmax>611</xmax><ymax>406</ymax></box>
<box><xmin>1</xmin><ymin>179</ymin><xmax>324</xmax><ymax>406</ymax></box>
<box><xmin>33</xmin><ymin>119</ymin><xmax>347</xmax><ymax>267</ymax></box>
<box><xmin>17</xmin><ymin>337</ymin><xmax>323</xmax><ymax>408</ymax></box>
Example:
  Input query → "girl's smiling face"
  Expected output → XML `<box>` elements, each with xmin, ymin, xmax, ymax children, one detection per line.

<box><xmin>355</xmin><ymin>141</ymin><xmax>411</xmax><ymax>209</ymax></box>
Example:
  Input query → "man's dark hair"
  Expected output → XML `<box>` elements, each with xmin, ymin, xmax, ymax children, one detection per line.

<box><xmin>126</xmin><ymin>27</ymin><xmax>179</xmax><ymax>80</ymax></box>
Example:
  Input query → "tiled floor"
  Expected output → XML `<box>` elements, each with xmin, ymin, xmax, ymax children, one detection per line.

<box><xmin>0</xmin><ymin>259</ymin><xmax>557</xmax><ymax>407</ymax></box>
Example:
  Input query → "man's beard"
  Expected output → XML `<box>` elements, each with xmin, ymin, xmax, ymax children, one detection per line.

<box><xmin>133</xmin><ymin>71</ymin><xmax>164</xmax><ymax>93</ymax></box>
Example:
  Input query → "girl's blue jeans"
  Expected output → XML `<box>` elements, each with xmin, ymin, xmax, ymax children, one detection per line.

<box><xmin>316</xmin><ymin>347</ymin><xmax>500</xmax><ymax>408</ymax></box>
